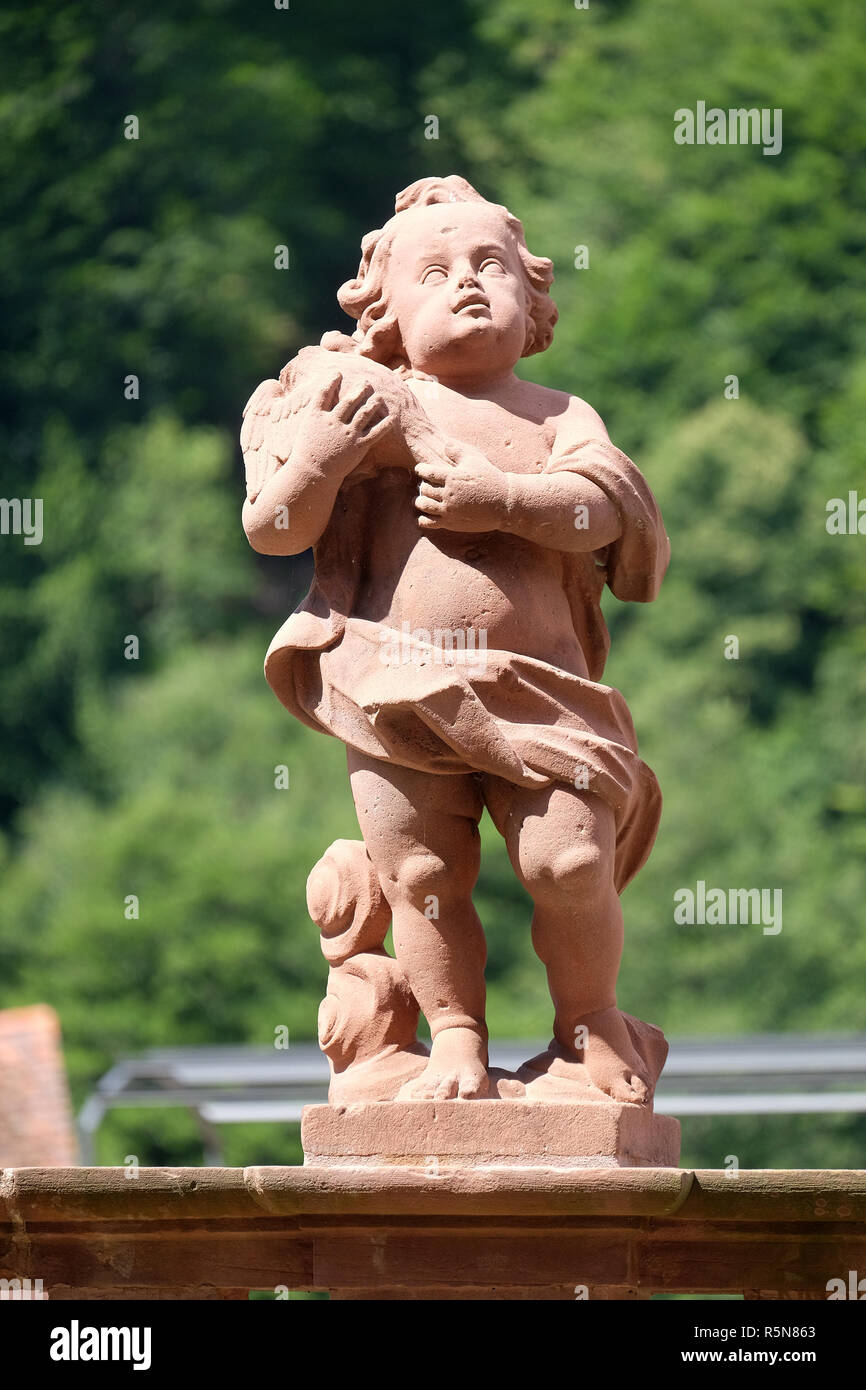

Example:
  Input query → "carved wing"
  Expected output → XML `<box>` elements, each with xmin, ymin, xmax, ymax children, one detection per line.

<box><xmin>240</xmin><ymin>377</ymin><xmax>301</xmax><ymax>504</ymax></box>
<box><xmin>242</xmin><ymin>340</ymin><xmax>454</xmax><ymax>503</ymax></box>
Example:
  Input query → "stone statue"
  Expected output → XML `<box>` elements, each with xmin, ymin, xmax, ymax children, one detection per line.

<box><xmin>242</xmin><ymin>176</ymin><xmax>678</xmax><ymax>1165</ymax></box>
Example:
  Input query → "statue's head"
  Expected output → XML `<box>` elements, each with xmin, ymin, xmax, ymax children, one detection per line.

<box><xmin>337</xmin><ymin>176</ymin><xmax>558</xmax><ymax>385</ymax></box>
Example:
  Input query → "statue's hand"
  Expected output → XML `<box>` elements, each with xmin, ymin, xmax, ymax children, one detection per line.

<box><xmin>414</xmin><ymin>438</ymin><xmax>508</xmax><ymax>532</ymax></box>
<box><xmin>293</xmin><ymin>371</ymin><xmax>392</xmax><ymax>475</ymax></box>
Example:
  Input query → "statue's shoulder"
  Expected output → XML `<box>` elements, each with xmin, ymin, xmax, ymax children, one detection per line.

<box><xmin>550</xmin><ymin>390</ymin><xmax>611</xmax><ymax>455</ymax></box>
<box><xmin>508</xmin><ymin>378</ymin><xmax>611</xmax><ymax>454</ymax></box>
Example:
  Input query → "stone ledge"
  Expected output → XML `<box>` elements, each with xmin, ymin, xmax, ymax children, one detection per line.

<box><xmin>2</xmin><ymin>1165</ymin><xmax>865</xmax><ymax>1219</ymax></box>
<box><xmin>2</xmin><ymin>1166</ymin><xmax>865</xmax><ymax>1298</ymax></box>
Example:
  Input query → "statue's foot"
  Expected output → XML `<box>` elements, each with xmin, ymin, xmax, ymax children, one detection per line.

<box><xmin>397</xmin><ymin>1026</ymin><xmax>490</xmax><ymax>1100</ymax></box>
<box><xmin>572</xmin><ymin>1006</ymin><xmax>651</xmax><ymax>1104</ymax></box>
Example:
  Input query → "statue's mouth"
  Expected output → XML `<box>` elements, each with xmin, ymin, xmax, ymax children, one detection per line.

<box><xmin>452</xmin><ymin>296</ymin><xmax>490</xmax><ymax>315</ymax></box>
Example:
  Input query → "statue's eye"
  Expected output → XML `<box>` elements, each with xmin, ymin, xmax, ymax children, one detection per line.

<box><xmin>421</xmin><ymin>266</ymin><xmax>447</xmax><ymax>285</ymax></box>
<box><xmin>480</xmin><ymin>258</ymin><xmax>506</xmax><ymax>275</ymax></box>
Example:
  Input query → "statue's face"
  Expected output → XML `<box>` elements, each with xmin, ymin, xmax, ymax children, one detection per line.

<box><xmin>383</xmin><ymin>201</ymin><xmax>529</xmax><ymax>384</ymax></box>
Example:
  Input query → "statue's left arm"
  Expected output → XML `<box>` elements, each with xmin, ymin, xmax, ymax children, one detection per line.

<box><xmin>414</xmin><ymin>427</ymin><xmax>669</xmax><ymax>599</ymax></box>
<box><xmin>414</xmin><ymin>437</ymin><xmax>622</xmax><ymax>554</ymax></box>
<box><xmin>505</xmin><ymin>438</ymin><xmax>670</xmax><ymax>602</ymax></box>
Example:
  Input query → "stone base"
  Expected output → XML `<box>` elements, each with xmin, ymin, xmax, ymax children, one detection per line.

<box><xmin>302</xmin><ymin>1100</ymin><xmax>681</xmax><ymax>1169</ymax></box>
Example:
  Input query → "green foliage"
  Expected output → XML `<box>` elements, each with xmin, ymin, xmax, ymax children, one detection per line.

<box><xmin>0</xmin><ymin>0</ymin><xmax>864</xmax><ymax>1169</ymax></box>
<box><xmin>1</xmin><ymin>636</ymin><xmax>356</xmax><ymax>1091</ymax></box>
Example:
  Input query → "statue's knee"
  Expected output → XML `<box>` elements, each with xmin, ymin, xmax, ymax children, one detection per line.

<box><xmin>384</xmin><ymin>850</ymin><xmax>455</xmax><ymax>911</ymax></box>
<box><xmin>524</xmin><ymin>841</ymin><xmax>611</xmax><ymax>902</ymax></box>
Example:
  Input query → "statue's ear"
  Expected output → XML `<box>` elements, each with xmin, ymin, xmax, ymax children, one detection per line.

<box><xmin>519</xmin><ymin>292</ymin><xmax>535</xmax><ymax>357</ymax></box>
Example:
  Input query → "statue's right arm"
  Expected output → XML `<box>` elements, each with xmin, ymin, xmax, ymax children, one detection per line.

<box><xmin>242</xmin><ymin>374</ymin><xmax>392</xmax><ymax>555</ymax></box>
<box><xmin>242</xmin><ymin>452</ymin><xmax>352</xmax><ymax>556</ymax></box>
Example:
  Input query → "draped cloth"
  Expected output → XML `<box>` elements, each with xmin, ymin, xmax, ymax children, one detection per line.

<box><xmin>264</xmin><ymin>437</ymin><xmax>670</xmax><ymax>894</ymax></box>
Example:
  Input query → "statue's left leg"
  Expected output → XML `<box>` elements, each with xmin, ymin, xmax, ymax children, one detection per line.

<box><xmin>486</xmin><ymin>778</ymin><xmax>650</xmax><ymax>1104</ymax></box>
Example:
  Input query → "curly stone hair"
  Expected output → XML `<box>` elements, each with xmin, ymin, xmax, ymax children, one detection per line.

<box><xmin>336</xmin><ymin>175</ymin><xmax>558</xmax><ymax>371</ymax></box>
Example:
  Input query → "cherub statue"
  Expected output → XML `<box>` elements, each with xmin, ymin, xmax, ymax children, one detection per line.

<box><xmin>242</xmin><ymin>176</ymin><xmax>671</xmax><ymax>1110</ymax></box>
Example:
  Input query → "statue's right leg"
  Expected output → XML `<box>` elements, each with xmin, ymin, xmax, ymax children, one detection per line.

<box><xmin>346</xmin><ymin>748</ymin><xmax>490</xmax><ymax>1099</ymax></box>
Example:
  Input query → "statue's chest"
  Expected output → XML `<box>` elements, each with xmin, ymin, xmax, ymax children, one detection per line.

<box><xmin>418</xmin><ymin>393</ymin><xmax>555</xmax><ymax>476</ymax></box>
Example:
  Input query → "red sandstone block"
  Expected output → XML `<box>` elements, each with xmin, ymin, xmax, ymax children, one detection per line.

<box><xmin>302</xmin><ymin>1099</ymin><xmax>681</xmax><ymax>1168</ymax></box>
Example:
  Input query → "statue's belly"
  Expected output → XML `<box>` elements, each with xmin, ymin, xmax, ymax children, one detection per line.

<box><xmin>354</xmin><ymin>475</ymin><xmax>587</xmax><ymax>675</ymax></box>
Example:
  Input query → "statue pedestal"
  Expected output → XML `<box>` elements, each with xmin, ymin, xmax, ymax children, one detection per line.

<box><xmin>303</xmin><ymin>1100</ymin><xmax>678</xmax><ymax>1296</ymax></box>
<box><xmin>302</xmin><ymin>1099</ymin><xmax>681</xmax><ymax>1170</ymax></box>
